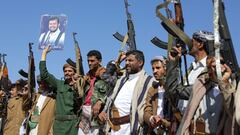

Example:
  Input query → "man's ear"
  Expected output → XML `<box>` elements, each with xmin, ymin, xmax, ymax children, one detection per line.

<box><xmin>197</xmin><ymin>42</ymin><xmax>204</xmax><ymax>49</ymax></box>
<box><xmin>139</xmin><ymin>61</ymin><xmax>144</xmax><ymax>68</ymax></box>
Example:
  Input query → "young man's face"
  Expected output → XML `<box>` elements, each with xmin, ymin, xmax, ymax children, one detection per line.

<box><xmin>10</xmin><ymin>86</ymin><xmax>18</xmax><ymax>98</ymax></box>
<box><xmin>152</xmin><ymin>61</ymin><xmax>166</xmax><ymax>80</ymax></box>
<box><xmin>87</xmin><ymin>56</ymin><xmax>101</xmax><ymax>71</ymax></box>
<box><xmin>125</xmin><ymin>54</ymin><xmax>143</xmax><ymax>74</ymax></box>
<box><xmin>48</xmin><ymin>19</ymin><xmax>59</xmax><ymax>32</ymax></box>
<box><xmin>64</xmin><ymin>67</ymin><xmax>75</xmax><ymax>81</ymax></box>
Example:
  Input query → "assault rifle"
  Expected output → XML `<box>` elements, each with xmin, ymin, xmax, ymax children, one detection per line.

<box><xmin>151</xmin><ymin>0</ymin><xmax>172</xmax><ymax>51</ymax></box>
<box><xmin>18</xmin><ymin>43</ymin><xmax>36</xmax><ymax>100</ymax></box>
<box><xmin>0</xmin><ymin>54</ymin><xmax>10</xmax><ymax>99</ymax></box>
<box><xmin>66</xmin><ymin>32</ymin><xmax>85</xmax><ymax>98</ymax></box>
<box><xmin>113</xmin><ymin>0</ymin><xmax>136</xmax><ymax>51</ymax></box>
<box><xmin>217</xmin><ymin>0</ymin><xmax>240</xmax><ymax>82</ymax></box>
<box><xmin>66</xmin><ymin>33</ymin><xmax>84</xmax><ymax>75</ymax></box>
<box><xmin>154</xmin><ymin>1</ymin><xmax>191</xmax><ymax>134</ymax></box>
<box><xmin>155</xmin><ymin>0</ymin><xmax>192</xmax><ymax>50</ymax></box>
<box><xmin>0</xmin><ymin>53</ymin><xmax>10</xmax><ymax>94</ymax></box>
<box><xmin>0</xmin><ymin>53</ymin><xmax>11</xmax><ymax>134</ymax></box>
<box><xmin>27</xmin><ymin>43</ymin><xmax>36</xmax><ymax>95</ymax></box>
<box><xmin>154</xmin><ymin>0</ymin><xmax>190</xmax><ymax>85</ymax></box>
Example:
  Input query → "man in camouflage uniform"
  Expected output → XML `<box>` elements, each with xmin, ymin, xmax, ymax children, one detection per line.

<box><xmin>78</xmin><ymin>50</ymin><xmax>109</xmax><ymax>135</ymax></box>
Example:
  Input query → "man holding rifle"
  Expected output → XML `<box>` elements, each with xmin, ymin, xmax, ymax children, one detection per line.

<box><xmin>98</xmin><ymin>50</ymin><xmax>154</xmax><ymax>135</ymax></box>
<box><xmin>166</xmin><ymin>31</ymin><xmax>213</xmax><ymax>114</ymax></box>
<box><xmin>40</xmin><ymin>46</ymin><xmax>81</xmax><ymax>135</ymax></box>
<box><xmin>166</xmin><ymin>31</ymin><xmax>235</xmax><ymax>134</ymax></box>
<box><xmin>78</xmin><ymin>50</ymin><xmax>109</xmax><ymax>135</ymax></box>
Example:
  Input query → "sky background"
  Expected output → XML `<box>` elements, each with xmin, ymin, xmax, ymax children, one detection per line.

<box><xmin>0</xmin><ymin>0</ymin><xmax>239</xmax><ymax>82</ymax></box>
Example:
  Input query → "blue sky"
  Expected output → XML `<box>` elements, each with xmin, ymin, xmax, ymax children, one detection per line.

<box><xmin>0</xmin><ymin>0</ymin><xmax>239</xmax><ymax>82</ymax></box>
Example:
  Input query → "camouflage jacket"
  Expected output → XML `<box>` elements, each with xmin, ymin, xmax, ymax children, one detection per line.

<box><xmin>82</xmin><ymin>67</ymin><xmax>109</xmax><ymax>127</ymax></box>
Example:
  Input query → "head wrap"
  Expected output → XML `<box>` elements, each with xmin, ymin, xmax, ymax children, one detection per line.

<box><xmin>192</xmin><ymin>30</ymin><xmax>214</xmax><ymax>43</ymax></box>
<box><xmin>63</xmin><ymin>63</ymin><xmax>76</xmax><ymax>72</ymax></box>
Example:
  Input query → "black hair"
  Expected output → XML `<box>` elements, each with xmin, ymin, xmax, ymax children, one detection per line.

<box><xmin>126</xmin><ymin>50</ymin><xmax>145</xmax><ymax>66</ymax></box>
<box><xmin>49</xmin><ymin>16</ymin><xmax>60</xmax><ymax>24</ymax></box>
<box><xmin>87</xmin><ymin>50</ymin><xmax>102</xmax><ymax>60</ymax></box>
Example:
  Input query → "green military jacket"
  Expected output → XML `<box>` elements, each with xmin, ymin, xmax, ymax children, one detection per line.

<box><xmin>40</xmin><ymin>61</ymin><xmax>78</xmax><ymax>135</ymax></box>
<box><xmin>82</xmin><ymin>67</ymin><xmax>109</xmax><ymax>127</ymax></box>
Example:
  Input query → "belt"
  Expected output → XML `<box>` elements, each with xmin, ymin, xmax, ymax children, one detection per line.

<box><xmin>55</xmin><ymin>114</ymin><xmax>78</xmax><ymax>121</ymax></box>
<box><xmin>110</xmin><ymin>115</ymin><xmax>130</xmax><ymax>125</ymax></box>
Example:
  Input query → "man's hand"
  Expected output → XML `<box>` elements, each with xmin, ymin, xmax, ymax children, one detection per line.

<box><xmin>92</xmin><ymin>100</ymin><xmax>102</xmax><ymax>117</ymax></box>
<box><xmin>168</xmin><ymin>46</ymin><xmax>182</xmax><ymax>61</ymax></box>
<box><xmin>98</xmin><ymin>111</ymin><xmax>108</xmax><ymax>123</ymax></box>
<box><xmin>115</xmin><ymin>51</ymin><xmax>126</xmax><ymax>65</ymax></box>
<box><xmin>0</xmin><ymin>90</ymin><xmax>5</xmax><ymax>98</ymax></box>
<box><xmin>207</xmin><ymin>56</ymin><xmax>232</xmax><ymax>82</ymax></box>
<box><xmin>150</xmin><ymin>115</ymin><xmax>161</xmax><ymax>128</ymax></box>
<box><xmin>221</xmin><ymin>63</ymin><xmax>232</xmax><ymax>83</ymax></box>
<box><xmin>119</xmin><ymin>51</ymin><xmax>126</xmax><ymax>63</ymax></box>
<box><xmin>41</xmin><ymin>45</ymin><xmax>51</xmax><ymax>61</ymax></box>
<box><xmin>69</xmin><ymin>73</ymin><xmax>81</xmax><ymax>86</ymax></box>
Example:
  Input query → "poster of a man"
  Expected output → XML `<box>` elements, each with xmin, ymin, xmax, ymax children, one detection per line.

<box><xmin>39</xmin><ymin>14</ymin><xmax>67</xmax><ymax>50</ymax></box>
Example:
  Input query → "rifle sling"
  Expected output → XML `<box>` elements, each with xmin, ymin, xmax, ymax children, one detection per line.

<box><xmin>156</xmin><ymin>0</ymin><xmax>192</xmax><ymax>50</ymax></box>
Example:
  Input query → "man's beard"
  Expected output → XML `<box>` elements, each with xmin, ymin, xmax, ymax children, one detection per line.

<box><xmin>126</xmin><ymin>68</ymin><xmax>139</xmax><ymax>74</ymax></box>
<box><xmin>50</xmin><ymin>28</ymin><xmax>57</xmax><ymax>33</ymax></box>
<box><xmin>64</xmin><ymin>76</ymin><xmax>72</xmax><ymax>83</ymax></box>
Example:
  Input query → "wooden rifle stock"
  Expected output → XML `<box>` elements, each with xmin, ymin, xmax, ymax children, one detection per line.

<box><xmin>174</xmin><ymin>2</ymin><xmax>184</xmax><ymax>29</ymax></box>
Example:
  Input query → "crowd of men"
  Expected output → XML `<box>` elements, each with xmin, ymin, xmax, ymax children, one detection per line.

<box><xmin>0</xmin><ymin>30</ymin><xmax>240</xmax><ymax>135</ymax></box>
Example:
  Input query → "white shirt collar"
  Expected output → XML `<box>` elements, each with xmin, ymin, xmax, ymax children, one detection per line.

<box><xmin>192</xmin><ymin>56</ymin><xmax>207</xmax><ymax>69</ymax></box>
<box><xmin>48</xmin><ymin>28</ymin><xmax>61</xmax><ymax>36</ymax></box>
<box><xmin>128</xmin><ymin>70</ymin><xmax>142</xmax><ymax>80</ymax></box>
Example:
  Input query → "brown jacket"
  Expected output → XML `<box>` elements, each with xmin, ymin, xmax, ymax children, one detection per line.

<box><xmin>177</xmin><ymin>72</ymin><xmax>235</xmax><ymax>135</ymax></box>
<box><xmin>144</xmin><ymin>87</ymin><xmax>159</xmax><ymax>126</ymax></box>
<box><xmin>4</xmin><ymin>96</ymin><xmax>29</xmax><ymax>135</ymax></box>
<box><xmin>144</xmin><ymin>86</ymin><xmax>170</xmax><ymax>135</ymax></box>
<box><xmin>28</xmin><ymin>93</ymin><xmax>56</xmax><ymax>135</ymax></box>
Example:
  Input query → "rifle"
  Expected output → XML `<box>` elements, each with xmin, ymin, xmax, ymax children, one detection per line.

<box><xmin>19</xmin><ymin>43</ymin><xmax>36</xmax><ymax>105</ymax></box>
<box><xmin>0</xmin><ymin>53</ymin><xmax>11</xmax><ymax>133</ymax></box>
<box><xmin>113</xmin><ymin>0</ymin><xmax>136</xmax><ymax>51</ymax></box>
<box><xmin>27</xmin><ymin>43</ymin><xmax>36</xmax><ymax>98</ymax></box>
<box><xmin>155</xmin><ymin>0</ymin><xmax>192</xmax><ymax>50</ymax></box>
<box><xmin>154</xmin><ymin>1</ymin><xmax>189</xmax><ymax>134</ymax></box>
<box><xmin>0</xmin><ymin>54</ymin><xmax>8</xmax><ymax>81</ymax></box>
<box><xmin>217</xmin><ymin>0</ymin><xmax>240</xmax><ymax>82</ymax></box>
<box><xmin>66</xmin><ymin>33</ymin><xmax>85</xmax><ymax>76</ymax></box>
<box><xmin>0</xmin><ymin>53</ymin><xmax>10</xmax><ymax>99</ymax></box>
<box><xmin>71</xmin><ymin>32</ymin><xmax>85</xmax><ymax>98</ymax></box>
<box><xmin>155</xmin><ymin>0</ymin><xmax>190</xmax><ymax>86</ymax></box>
<box><xmin>151</xmin><ymin>0</ymin><xmax>173</xmax><ymax>51</ymax></box>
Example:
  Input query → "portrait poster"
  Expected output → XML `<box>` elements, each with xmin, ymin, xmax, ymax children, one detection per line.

<box><xmin>38</xmin><ymin>14</ymin><xmax>67</xmax><ymax>50</ymax></box>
